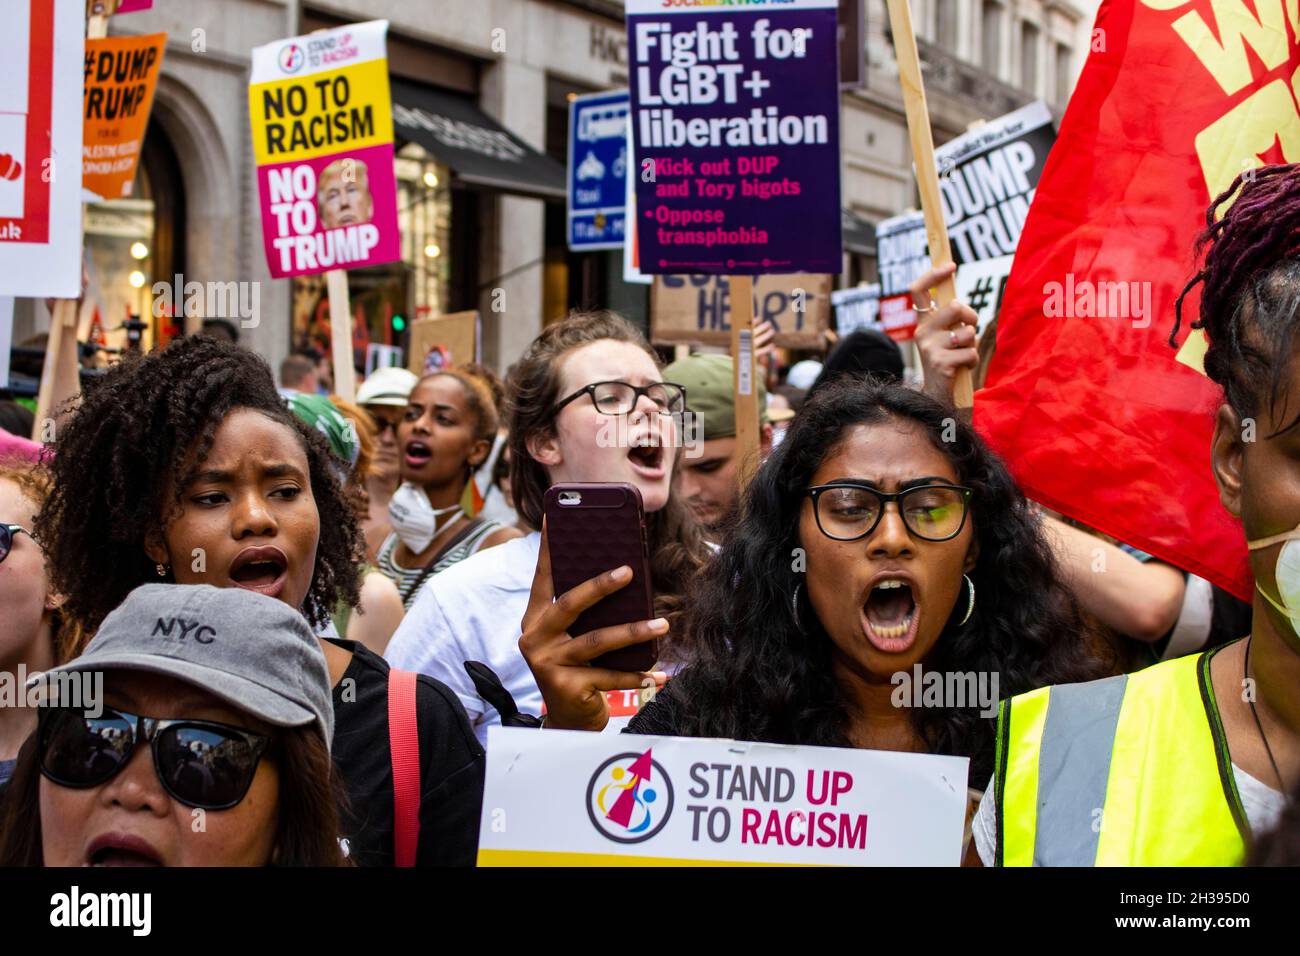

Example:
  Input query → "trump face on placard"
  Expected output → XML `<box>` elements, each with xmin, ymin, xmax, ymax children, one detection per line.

<box><xmin>317</xmin><ymin>159</ymin><xmax>374</xmax><ymax>230</ymax></box>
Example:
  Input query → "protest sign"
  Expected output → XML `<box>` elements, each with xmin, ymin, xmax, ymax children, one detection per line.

<box><xmin>626</xmin><ymin>0</ymin><xmax>842</xmax><ymax>275</ymax></box>
<box><xmin>976</xmin><ymin>0</ymin><xmax>1300</xmax><ymax>602</ymax></box>
<box><xmin>478</xmin><ymin>728</ymin><xmax>968</xmax><ymax>866</ymax></box>
<box><xmin>113</xmin><ymin>0</ymin><xmax>152</xmax><ymax>11</ymax></box>
<box><xmin>651</xmin><ymin>273</ymin><xmax>830</xmax><ymax>349</ymax></box>
<box><xmin>248</xmin><ymin>20</ymin><xmax>399</xmax><ymax>280</ymax></box>
<box><xmin>622</xmin><ymin>122</ymin><xmax>650</xmax><ymax>284</ymax></box>
<box><xmin>82</xmin><ymin>33</ymin><xmax>167</xmax><ymax>201</ymax></box>
<box><xmin>568</xmin><ymin>90</ymin><xmax>628</xmax><ymax>251</ymax></box>
<box><xmin>0</xmin><ymin>0</ymin><xmax>84</xmax><ymax>299</ymax></box>
<box><xmin>875</xmin><ymin>211</ymin><xmax>928</xmax><ymax>341</ymax></box>
<box><xmin>830</xmin><ymin>283</ymin><xmax>880</xmax><ymax>337</ymax></box>
<box><xmin>407</xmin><ymin>310</ymin><xmax>479</xmax><ymax>375</ymax></box>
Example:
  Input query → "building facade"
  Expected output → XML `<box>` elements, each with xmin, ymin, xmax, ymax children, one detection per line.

<box><xmin>10</xmin><ymin>0</ymin><xmax>1100</xmax><ymax>382</ymax></box>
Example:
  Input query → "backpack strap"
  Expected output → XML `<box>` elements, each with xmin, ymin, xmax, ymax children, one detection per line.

<box><xmin>387</xmin><ymin>668</ymin><xmax>421</xmax><ymax>867</ymax></box>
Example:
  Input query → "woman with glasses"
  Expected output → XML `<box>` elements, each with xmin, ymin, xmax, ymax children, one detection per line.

<box><xmin>0</xmin><ymin>465</ymin><xmax>69</xmax><ymax>797</ymax></box>
<box><xmin>521</xmin><ymin>378</ymin><xmax>1102</xmax><ymax>821</ymax></box>
<box><xmin>0</xmin><ymin>584</ymin><xmax>347</xmax><ymax>866</ymax></box>
<box><xmin>386</xmin><ymin>310</ymin><xmax>711</xmax><ymax>746</ymax></box>
<box><xmin>376</xmin><ymin>368</ymin><xmax>522</xmax><ymax>609</ymax></box>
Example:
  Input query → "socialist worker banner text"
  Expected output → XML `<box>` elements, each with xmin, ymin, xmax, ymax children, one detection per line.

<box><xmin>627</xmin><ymin>0</ymin><xmax>842</xmax><ymax>275</ymax></box>
<box><xmin>248</xmin><ymin>20</ymin><xmax>399</xmax><ymax>279</ymax></box>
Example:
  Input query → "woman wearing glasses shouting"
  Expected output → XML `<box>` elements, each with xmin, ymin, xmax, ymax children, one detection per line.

<box><xmin>521</xmin><ymin>378</ymin><xmax>1103</xmax><ymax>825</ymax></box>
<box><xmin>0</xmin><ymin>584</ymin><xmax>347</xmax><ymax>866</ymax></box>
<box><xmin>386</xmin><ymin>311</ymin><xmax>712</xmax><ymax>746</ymax></box>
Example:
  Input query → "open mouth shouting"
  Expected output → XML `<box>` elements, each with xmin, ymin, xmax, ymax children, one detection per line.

<box><xmin>861</xmin><ymin>573</ymin><xmax>920</xmax><ymax>653</ymax></box>
<box><xmin>228</xmin><ymin>546</ymin><xmax>289</xmax><ymax>599</ymax></box>
<box><xmin>627</xmin><ymin>441</ymin><xmax>666</xmax><ymax>480</ymax></box>
<box><xmin>404</xmin><ymin>439</ymin><xmax>433</xmax><ymax>470</ymax></box>
<box><xmin>86</xmin><ymin>833</ymin><xmax>163</xmax><ymax>867</ymax></box>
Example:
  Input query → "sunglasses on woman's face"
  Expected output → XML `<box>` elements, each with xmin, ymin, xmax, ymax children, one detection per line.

<box><xmin>38</xmin><ymin>705</ymin><xmax>271</xmax><ymax>811</ymax></box>
<box><xmin>0</xmin><ymin>524</ymin><xmax>31</xmax><ymax>564</ymax></box>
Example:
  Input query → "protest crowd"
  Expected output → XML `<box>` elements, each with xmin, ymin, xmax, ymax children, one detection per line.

<box><xmin>0</xmin><ymin>0</ymin><xmax>1298</xmax><ymax>879</ymax></box>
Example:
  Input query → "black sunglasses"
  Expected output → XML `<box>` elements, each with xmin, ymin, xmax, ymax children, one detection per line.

<box><xmin>806</xmin><ymin>481</ymin><xmax>973</xmax><ymax>543</ymax></box>
<box><xmin>38</xmin><ymin>705</ymin><xmax>272</xmax><ymax>811</ymax></box>
<box><xmin>0</xmin><ymin>524</ymin><xmax>31</xmax><ymax>564</ymax></box>
<box><xmin>553</xmin><ymin>380</ymin><xmax>687</xmax><ymax>417</ymax></box>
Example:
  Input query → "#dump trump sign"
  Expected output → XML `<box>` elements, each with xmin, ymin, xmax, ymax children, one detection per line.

<box><xmin>248</xmin><ymin>20</ymin><xmax>399</xmax><ymax>279</ymax></box>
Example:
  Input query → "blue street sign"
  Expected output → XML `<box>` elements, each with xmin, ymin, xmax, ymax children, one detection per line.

<box><xmin>567</xmin><ymin>90</ymin><xmax>629</xmax><ymax>251</ymax></box>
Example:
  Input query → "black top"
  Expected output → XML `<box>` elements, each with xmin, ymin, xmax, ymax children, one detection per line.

<box><xmin>327</xmin><ymin>638</ymin><xmax>485</xmax><ymax>866</ymax></box>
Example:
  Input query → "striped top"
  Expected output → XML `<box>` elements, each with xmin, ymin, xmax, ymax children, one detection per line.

<box><xmin>377</xmin><ymin>519</ymin><xmax>504</xmax><ymax>609</ymax></box>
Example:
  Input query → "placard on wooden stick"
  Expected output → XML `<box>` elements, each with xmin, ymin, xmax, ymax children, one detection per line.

<box><xmin>884</xmin><ymin>0</ymin><xmax>973</xmax><ymax>408</ymax></box>
<box><xmin>325</xmin><ymin>269</ymin><xmax>356</xmax><ymax>402</ymax></box>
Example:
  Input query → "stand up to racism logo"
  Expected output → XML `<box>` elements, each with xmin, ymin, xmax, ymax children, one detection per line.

<box><xmin>586</xmin><ymin>748</ymin><xmax>674</xmax><ymax>844</ymax></box>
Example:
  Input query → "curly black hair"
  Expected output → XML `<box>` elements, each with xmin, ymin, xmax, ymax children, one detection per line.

<box><xmin>663</xmin><ymin>378</ymin><xmax>1105</xmax><ymax>784</ymax></box>
<box><xmin>37</xmin><ymin>335</ymin><xmax>361</xmax><ymax>634</ymax></box>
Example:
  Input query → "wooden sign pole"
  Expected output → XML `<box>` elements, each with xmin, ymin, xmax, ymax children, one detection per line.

<box><xmin>729</xmin><ymin>275</ymin><xmax>761</xmax><ymax>489</ymax></box>
<box><xmin>884</xmin><ymin>0</ymin><xmax>974</xmax><ymax>409</ymax></box>
<box><xmin>325</xmin><ymin>268</ymin><xmax>356</xmax><ymax>401</ymax></box>
<box><xmin>31</xmin><ymin>13</ymin><xmax>111</xmax><ymax>440</ymax></box>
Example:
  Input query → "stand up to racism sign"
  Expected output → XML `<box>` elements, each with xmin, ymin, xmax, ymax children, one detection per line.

<box><xmin>626</xmin><ymin>0</ymin><xmax>842</xmax><ymax>275</ymax></box>
<box><xmin>248</xmin><ymin>20</ymin><xmax>400</xmax><ymax>279</ymax></box>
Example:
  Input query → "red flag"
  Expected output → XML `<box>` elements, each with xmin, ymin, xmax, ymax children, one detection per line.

<box><xmin>974</xmin><ymin>0</ymin><xmax>1300</xmax><ymax>602</ymax></box>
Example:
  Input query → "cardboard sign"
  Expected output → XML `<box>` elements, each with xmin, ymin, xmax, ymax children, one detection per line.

<box><xmin>568</xmin><ymin>90</ymin><xmax>629</xmax><ymax>251</ymax></box>
<box><xmin>248</xmin><ymin>20</ymin><xmax>399</xmax><ymax>279</ymax></box>
<box><xmin>478</xmin><ymin>728</ymin><xmax>969</xmax><ymax>866</ymax></box>
<box><xmin>82</xmin><ymin>33</ymin><xmax>166</xmax><ymax>200</ymax></box>
<box><xmin>651</xmin><ymin>273</ymin><xmax>830</xmax><ymax>349</ymax></box>
<box><xmin>407</xmin><ymin>310</ymin><xmax>479</xmax><ymax>375</ymax></box>
<box><xmin>0</xmin><ymin>0</ymin><xmax>84</xmax><ymax>298</ymax></box>
<box><xmin>627</xmin><ymin>0</ymin><xmax>843</xmax><ymax>275</ymax></box>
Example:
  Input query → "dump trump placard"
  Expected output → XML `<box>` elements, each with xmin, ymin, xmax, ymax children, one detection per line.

<box><xmin>478</xmin><ymin>728</ymin><xmax>968</xmax><ymax>866</ymax></box>
<box><xmin>248</xmin><ymin>20</ymin><xmax>399</xmax><ymax>279</ymax></box>
<box><xmin>83</xmin><ymin>32</ymin><xmax>167</xmax><ymax>201</ymax></box>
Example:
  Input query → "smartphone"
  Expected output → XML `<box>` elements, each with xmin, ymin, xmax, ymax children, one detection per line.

<box><xmin>542</xmin><ymin>482</ymin><xmax>657</xmax><ymax>672</ymax></box>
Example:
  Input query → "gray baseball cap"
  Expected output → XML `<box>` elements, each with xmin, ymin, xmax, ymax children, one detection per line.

<box><xmin>30</xmin><ymin>584</ymin><xmax>334</xmax><ymax>749</ymax></box>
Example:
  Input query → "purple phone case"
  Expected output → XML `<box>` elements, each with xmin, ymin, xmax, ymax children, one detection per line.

<box><xmin>543</xmin><ymin>482</ymin><xmax>657</xmax><ymax>672</ymax></box>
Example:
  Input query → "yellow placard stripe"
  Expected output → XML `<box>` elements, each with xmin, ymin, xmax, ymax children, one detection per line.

<box><xmin>477</xmin><ymin>849</ymin><xmax>822</xmax><ymax>867</ymax></box>
<box><xmin>249</xmin><ymin>59</ymin><xmax>393</xmax><ymax>166</ymax></box>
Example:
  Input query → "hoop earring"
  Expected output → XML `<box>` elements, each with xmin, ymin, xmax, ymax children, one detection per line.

<box><xmin>791</xmin><ymin>582</ymin><xmax>806</xmax><ymax>635</ymax></box>
<box><xmin>960</xmin><ymin>574</ymin><xmax>976</xmax><ymax>626</ymax></box>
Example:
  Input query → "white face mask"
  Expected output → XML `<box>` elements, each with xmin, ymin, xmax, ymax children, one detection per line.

<box><xmin>388</xmin><ymin>482</ymin><xmax>462</xmax><ymax>554</ymax></box>
<box><xmin>1247</xmin><ymin>523</ymin><xmax>1300</xmax><ymax>638</ymax></box>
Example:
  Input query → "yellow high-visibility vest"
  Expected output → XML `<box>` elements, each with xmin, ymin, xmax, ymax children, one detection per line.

<box><xmin>995</xmin><ymin>646</ymin><xmax>1249</xmax><ymax>866</ymax></box>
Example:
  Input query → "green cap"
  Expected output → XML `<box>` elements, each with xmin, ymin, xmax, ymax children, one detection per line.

<box><xmin>664</xmin><ymin>353</ymin><xmax>769</xmax><ymax>442</ymax></box>
<box><xmin>286</xmin><ymin>392</ymin><xmax>359</xmax><ymax>474</ymax></box>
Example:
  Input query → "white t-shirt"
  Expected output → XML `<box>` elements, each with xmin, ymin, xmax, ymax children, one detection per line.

<box><xmin>972</xmin><ymin>764</ymin><xmax>1285</xmax><ymax>865</ymax></box>
<box><xmin>384</xmin><ymin>532</ymin><xmax>542</xmax><ymax>747</ymax></box>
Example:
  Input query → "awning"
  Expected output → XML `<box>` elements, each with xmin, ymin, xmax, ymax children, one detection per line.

<box><xmin>391</xmin><ymin>79</ymin><xmax>566</xmax><ymax>202</ymax></box>
<box><xmin>842</xmin><ymin>208</ymin><xmax>877</xmax><ymax>255</ymax></box>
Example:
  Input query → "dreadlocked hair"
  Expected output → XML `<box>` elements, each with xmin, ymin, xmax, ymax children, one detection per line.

<box><xmin>1172</xmin><ymin>164</ymin><xmax>1300</xmax><ymax>428</ymax></box>
<box><xmin>37</xmin><ymin>335</ymin><xmax>362</xmax><ymax>636</ymax></box>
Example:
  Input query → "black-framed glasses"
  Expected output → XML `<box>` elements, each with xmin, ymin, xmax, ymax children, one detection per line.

<box><xmin>38</xmin><ymin>705</ymin><xmax>272</xmax><ymax>811</ymax></box>
<box><xmin>553</xmin><ymin>381</ymin><xmax>687</xmax><ymax>417</ymax></box>
<box><xmin>1</xmin><ymin>524</ymin><xmax>31</xmax><ymax>564</ymax></box>
<box><xmin>806</xmin><ymin>481</ymin><xmax>973</xmax><ymax>542</ymax></box>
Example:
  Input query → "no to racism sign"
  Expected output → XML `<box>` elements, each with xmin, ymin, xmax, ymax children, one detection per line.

<box><xmin>248</xmin><ymin>20</ymin><xmax>399</xmax><ymax>279</ymax></box>
<box><xmin>478</xmin><ymin>728</ymin><xmax>968</xmax><ymax>866</ymax></box>
<box><xmin>627</xmin><ymin>0</ymin><xmax>842</xmax><ymax>275</ymax></box>
<box><xmin>83</xmin><ymin>32</ymin><xmax>166</xmax><ymax>201</ymax></box>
